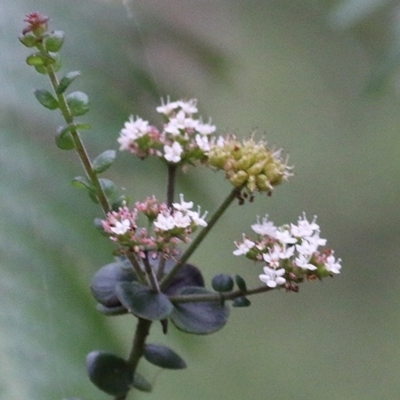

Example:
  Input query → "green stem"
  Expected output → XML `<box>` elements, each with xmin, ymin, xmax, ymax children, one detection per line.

<box><xmin>160</xmin><ymin>186</ymin><xmax>241</xmax><ymax>290</ymax></box>
<box><xmin>37</xmin><ymin>42</ymin><xmax>111</xmax><ymax>214</ymax></box>
<box><xmin>166</xmin><ymin>164</ymin><xmax>177</xmax><ymax>208</ymax></box>
<box><xmin>168</xmin><ymin>284</ymin><xmax>273</xmax><ymax>304</ymax></box>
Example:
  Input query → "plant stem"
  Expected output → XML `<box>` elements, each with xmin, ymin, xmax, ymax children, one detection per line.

<box><xmin>166</xmin><ymin>164</ymin><xmax>177</xmax><ymax>208</ymax></box>
<box><xmin>37</xmin><ymin>42</ymin><xmax>111</xmax><ymax>214</ymax></box>
<box><xmin>160</xmin><ymin>186</ymin><xmax>241</xmax><ymax>290</ymax></box>
<box><xmin>168</xmin><ymin>284</ymin><xmax>273</xmax><ymax>304</ymax></box>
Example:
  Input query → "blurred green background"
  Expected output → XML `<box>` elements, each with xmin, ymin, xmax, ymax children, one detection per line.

<box><xmin>2</xmin><ymin>0</ymin><xmax>400</xmax><ymax>399</ymax></box>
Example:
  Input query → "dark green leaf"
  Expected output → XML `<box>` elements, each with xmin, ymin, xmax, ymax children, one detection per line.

<box><xmin>33</xmin><ymin>89</ymin><xmax>59</xmax><ymax>110</ymax></box>
<box><xmin>99</xmin><ymin>178</ymin><xmax>117</xmax><ymax>196</ymax></box>
<box><xmin>56</xmin><ymin>71</ymin><xmax>81</xmax><ymax>94</ymax></box>
<box><xmin>116</xmin><ymin>282</ymin><xmax>174</xmax><ymax>320</ymax></box>
<box><xmin>235</xmin><ymin>274</ymin><xmax>247</xmax><ymax>292</ymax></box>
<box><xmin>91</xmin><ymin>260</ymin><xmax>136</xmax><ymax>307</ymax></box>
<box><xmin>34</xmin><ymin>64</ymin><xmax>47</xmax><ymax>74</ymax></box>
<box><xmin>18</xmin><ymin>33</ymin><xmax>38</xmax><ymax>48</ymax></box>
<box><xmin>55</xmin><ymin>125</ymin><xmax>75</xmax><ymax>150</ymax></box>
<box><xmin>26</xmin><ymin>53</ymin><xmax>51</xmax><ymax>66</ymax></box>
<box><xmin>86</xmin><ymin>351</ymin><xmax>132</xmax><ymax>396</ymax></box>
<box><xmin>232</xmin><ymin>297</ymin><xmax>251</xmax><ymax>307</ymax></box>
<box><xmin>66</xmin><ymin>91</ymin><xmax>90</xmax><ymax>116</ymax></box>
<box><xmin>164</xmin><ymin>263</ymin><xmax>205</xmax><ymax>294</ymax></box>
<box><xmin>212</xmin><ymin>274</ymin><xmax>234</xmax><ymax>292</ymax></box>
<box><xmin>144</xmin><ymin>344</ymin><xmax>187</xmax><ymax>369</ymax></box>
<box><xmin>44</xmin><ymin>30</ymin><xmax>65</xmax><ymax>52</ymax></box>
<box><xmin>170</xmin><ymin>286</ymin><xmax>229</xmax><ymax>334</ymax></box>
<box><xmin>96</xmin><ymin>303</ymin><xmax>128</xmax><ymax>316</ymax></box>
<box><xmin>93</xmin><ymin>150</ymin><xmax>117</xmax><ymax>173</ymax></box>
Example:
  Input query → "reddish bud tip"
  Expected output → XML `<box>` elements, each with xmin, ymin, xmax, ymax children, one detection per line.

<box><xmin>22</xmin><ymin>12</ymin><xmax>49</xmax><ymax>35</ymax></box>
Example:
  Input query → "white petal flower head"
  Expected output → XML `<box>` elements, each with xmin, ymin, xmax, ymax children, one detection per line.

<box><xmin>196</xmin><ymin>119</ymin><xmax>216</xmax><ymax>135</ymax></box>
<box><xmin>154</xmin><ymin>213</ymin><xmax>176</xmax><ymax>231</ymax></box>
<box><xmin>262</xmin><ymin>244</ymin><xmax>282</xmax><ymax>268</ymax></box>
<box><xmin>291</xmin><ymin>213</ymin><xmax>320</xmax><ymax>238</ymax></box>
<box><xmin>296</xmin><ymin>238</ymin><xmax>319</xmax><ymax>257</ymax></box>
<box><xmin>173</xmin><ymin>211</ymin><xmax>191</xmax><ymax>228</ymax></box>
<box><xmin>118</xmin><ymin>116</ymin><xmax>150</xmax><ymax>150</ymax></box>
<box><xmin>275</xmin><ymin>228</ymin><xmax>297</xmax><ymax>245</ymax></box>
<box><xmin>188</xmin><ymin>207</ymin><xmax>208</xmax><ymax>227</ymax></box>
<box><xmin>177</xmin><ymin>99</ymin><xmax>198</xmax><ymax>114</ymax></box>
<box><xmin>294</xmin><ymin>254</ymin><xmax>317</xmax><ymax>270</ymax></box>
<box><xmin>165</xmin><ymin>110</ymin><xmax>198</xmax><ymax>136</ymax></box>
<box><xmin>195</xmin><ymin>134</ymin><xmax>211</xmax><ymax>152</ymax></box>
<box><xmin>110</xmin><ymin>219</ymin><xmax>131</xmax><ymax>235</ymax></box>
<box><xmin>259</xmin><ymin>267</ymin><xmax>286</xmax><ymax>288</ymax></box>
<box><xmin>156</xmin><ymin>97</ymin><xmax>180</xmax><ymax>115</ymax></box>
<box><xmin>251</xmin><ymin>214</ymin><xmax>277</xmax><ymax>237</ymax></box>
<box><xmin>173</xmin><ymin>193</ymin><xmax>194</xmax><ymax>212</ymax></box>
<box><xmin>233</xmin><ymin>234</ymin><xmax>255</xmax><ymax>256</ymax></box>
<box><xmin>164</xmin><ymin>141</ymin><xmax>183</xmax><ymax>163</ymax></box>
<box><xmin>324</xmin><ymin>253</ymin><xmax>342</xmax><ymax>274</ymax></box>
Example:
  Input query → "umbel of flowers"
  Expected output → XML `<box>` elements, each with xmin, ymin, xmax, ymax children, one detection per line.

<box><xmin>20</xmin><ymin>12</ymin><xmax>342</xmax><ymax>400</ymax></box>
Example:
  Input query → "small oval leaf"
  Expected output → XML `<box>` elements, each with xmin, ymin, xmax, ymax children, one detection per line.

<box><xmin>235</xmin><ymin>274</ymin><xmax>247</xmax><ymax>292</ymax></box>
<box><xmin>86</xmin><ymin>351</ymin><xmax>132</xmax><ymax>396</ymax></box>
<box><xmin>55</xmin><ymin>125</ymin><xmax>75</xmax><ymax>150</ymax></box>
<box><xmin>66</xmin><ymin>91</ymin><xmax>90</xmax><ymax>116</ymax></box>
<box><xmin>56</xmin><ymin>71</ymin><xmax>81</xmax><ymax>94</ymax></box>
<box><xmin>232</xmin><ymin>296</ymin><xmax>251</xmax><ymax>307</ymax></box>
<box><xmin>170</xmin><ymin>286</ymin><xmax>229</xmax><ymax>335</ymax></box>
<box><xmin>33</xmin><ymin>89</ymin><xmax>59</xmax><ymax>110</ymax></box>
<box><xmin>144</xmin><ymin>344</ymin><xmax>187</xmax><ymax>369</ymax></box>
<box><xmin>116</xmin><ymin>282</ymin><xmax>173</xmax><ymax>320</ymax></box>
<box><xmin>132</xmin><ymin>372</ymin><xmax>152</xmax><ymax>392</ymax></box>
<box><xmin>99</xmin><ymin>178</ymin><xmax>117</xmax><ymax>196</ymax></box>
<box><xmin>44</xmin><ymin>30</ymin><xmax>65</xmax><ymax>52</ymax></box>
<box><xmin>93</xmin><ymin>150</ymin><xmax>117</xmax><ymax>174</ymax></box>
<box><xmin>212</xmin><ymin>274</ymin><xmax>234</xmax><ymax>292</ymax></box>
<box><xmin>71</xmin><ymin>176</ymin><xmax>93</xmax><ymax>190</ymax></box>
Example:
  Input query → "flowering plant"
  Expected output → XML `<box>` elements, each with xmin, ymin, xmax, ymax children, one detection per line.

<box><xmin>19</xmin><ymin>12</ymin><xmax>341</xmax><ymax>400</ymax></box>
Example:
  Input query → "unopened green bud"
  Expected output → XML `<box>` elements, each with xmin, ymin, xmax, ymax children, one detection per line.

<box><xmin>44</xmin><ymin>30</ymin><xmax>65</xmax><ymax>52</ymax></box>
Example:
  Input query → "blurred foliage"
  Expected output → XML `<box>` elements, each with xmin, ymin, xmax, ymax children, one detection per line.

<box><xmin>2</xmin><ymin>0</ymin><xmax>400</xmax><ymax>400</ymax></box>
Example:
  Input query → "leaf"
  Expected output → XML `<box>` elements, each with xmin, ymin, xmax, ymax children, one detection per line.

<box><xmin>71</xmin><ymin>176</ymin><xmax>93</xmax><ymax>190</ymax></box>
<box><xmin>86</xmin><ymin>351</ymin><xmax>133</xmax><ymax>396</ymax></box>
<box><xmin>211</xmin><ymin>274</ymin><xmax>234</xmax><ymax>292</ymax></box>
<box><xmin>44</xmin><ymin>30</ymin><xmax>65</xmax><ymax>52</ymax></box>
<box><xmin>66</xmin><ymin>91</ymin><xmax>90</xmax><ymax>116</ymax></box>
<box><xmin>232</xmin><ymin>297</ymin><xmax>251</xmax><ymax>308</ymax></box>
<box><xmin>235</xmin><ymin>274</ymin><xmax>247</xmax><ymax>292</ymax></box>
<box><xmin>56</xmin><ymin>71</ymin><xmax>81</xmax><ymax>94</ymax></box>
<box><xmin>132</xmin><ymin>372</ymin><xmax>152</xmax><ymax>392</ymax></box>
<box><xmin>144</xmin><ymin>344</ymin><xmax>187</xmax><ymax>369</ymax></box>
<box><xmin>33</xmin><ymin>89</ymin><xmax>59</xmax><ymax>110</ymax></box>
<box><xmin>92</xmin><ymin>150</ymin><xmax>117</xmax><ymax>174</ymax></box>
<box><xmin>116</xmin><ymin>282</ymin><xmax>174</xmax><ymax>320</ymax></box>
<box><xmin>55</xmin><ymin>125</ymin><xmax>76</xmax><ymax>150</ymax></box>
<box><xmin>170</xmin><ymin>287</ymin><xmax>230</xmax><ymax>334</ymax></box>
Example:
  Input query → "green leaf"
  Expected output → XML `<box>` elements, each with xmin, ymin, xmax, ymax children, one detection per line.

<box><xmin>86</xmin><ymin>351</ymin><xmax>133</xmax><ymax>396</ymax></box>
<box><xmin>18</xmin><ymin>33</ymin><xmax>38</xmax><ymax>48</ymax></box>
<box><xmin>71</xmin><ymin>176</ymin><xmax>93</xmax><ymax>190</ymax></box>
<box><xmin>55</xmin><ymin>125</ymin><xmax>75</xmax><ymax>150</ymax></box>
<box><xmin>93</xmin><ymin>150</ymin><xmax>117</xmax><ymax>174</ymax></box>
<box><xmin>26</xmin><ymin>53</ymin><xmax>52</xmax><ymax>66</ymax></box>
<box><xmin>66</xmin><ymin>91</ymin><xmax>90</xmax><ymax>116</ymax></box>
<box><xmin>170</xmin><ymin>286</ymin><xmax>230</xmax><ymax>334</ymax></box>
<box><xmin>56</xmin><ymin>71</ymin><xmax>81</xmax><ymax>94</ymax></box>
<box><xmin>232</xmin><ymin>297</ymin><xmax>251</xmax><ymax>307</ymax></box>
<box><xmin>144</xmin><ymin>344</ymin><xmax>187</xmax><ymax>369</ymax></box>
<box><xmin>99</xmin><ymin>178</ymin><xmax>117</xmax><ymax>196</ymax></box>
<box><xmin>44</xmin><ymin>30</ymin><xmax>65</xmax><ymax>52</ymax></box>
<box><xmin>212</xmin><ymin>274</ymin><xmax>234</xmax><ymax>292</ymax></box>
<box><xmin>235</xmin><ymin>274</ymin><xmax>247</xmax><ymax>292</ymax></box>
<box><xmin>91</xmin><ymin>260</ymin><xmax>136</xmax><ymax>308</ymax></box>
<box><xmin>33</xmin><ymin>89</ymin><xmax>59</xmax><ymax>110</ymax></box>
<box><xmin>132</xmin><ymin>372</ymin><xmax>152</xmax><ymax>392</ymax></box>
<box><xmin>116</xmin><ymin>282</ymin><xmax>174</xmax><ymax>320</ymax></box>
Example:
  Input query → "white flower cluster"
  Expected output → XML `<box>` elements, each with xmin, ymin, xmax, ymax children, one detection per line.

<box><xmin>118</xmin><ymin>98</ymin><xmax>217</xmax><ymax>164</ymax></box>
<box><xmin>233</xmin><ymin>213</ymin><xmax>342</xmax><ymax>289</ymax></box>
<box><xmin>154</xmin><ymin>194</ymin><xmax>208</xmax><ymax>232</ymax></box>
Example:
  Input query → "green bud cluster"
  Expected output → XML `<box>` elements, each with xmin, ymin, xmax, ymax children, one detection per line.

<box><xmin>208</xmin><ymin>136</ymin><xmax>291</xmax><ymax>193</ymax></box>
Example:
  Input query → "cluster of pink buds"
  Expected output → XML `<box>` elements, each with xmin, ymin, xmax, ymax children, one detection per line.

<box><xmin>233</xmin><ymin>213</ymin><xmax>341</xmax><ymax>290</ymax></box>
<box><xmin>102</xmin><ymin>194</ymin><xmax>207</xmax><ymax>257</ymax></box>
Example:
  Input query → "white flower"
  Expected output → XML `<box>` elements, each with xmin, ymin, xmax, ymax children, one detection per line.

<box><xmin>118</xmin><ymin>116</ymin><xmax>150</xmax><ymax>150</ymax></box>
<box><xmin>172</xmin><ymin>194</ymin><xmax>194</xmax><ymax>212</ymax></box>
<box><xmin>177</xmin><ymin>99</ymin><xmax>198</xmax><ymax>114</ymax></box>
<box><xmin>294</xmin><ymin>254</ymin><xmax>317</xmax><ymax>270</ymax></box>
<box><xmin>324</xmin><ymin>253</ymin><xmax>342</xmax><ymax>274</ymax></box>
<box><xmin>188</xmin><ymin>206</ymin><xmax>208</xmax><ymax>227</ymax></box>
<box><xmin>156</xmin><ymin>97</ymin><xmax>180</xmax><ymax>115</ymax></box>
<box><xmin>195</xmin><ymin>134</ymin><xmax>211</xmax><ymax>152</ymax></box>
<box><xmin>233</xmin><ymin>235</ymin><xmax>255</xmax><ymax>256</ymax></box>
<box><xmin>251</xmin><ymin>214</ymin><xmax>277</xmax><ymax>237</ymax></box>
<box><xmin>154</xmin><ymin>213</ymin><xmax>176</xmax><ymax>231</ymax></box>
<box><xmin>196</xmin><ymin>119</ymin><xmax>216</xmax><ymax>135</ymax></box>
<box><xmin>110</xmin><ymin>219</ymin><xmax>131</xmax><ymax>235</ymax></box>
<box><xmin>291</xmin><ymin>213</ymin><xmax>320</xmax><ymax>238</ymax></box>
<box><xmin>164</xmin><ymin>142</ymin><xmax>183</xmax><ymax>163</ymax></box>
<box><xmin>259</xmin><ymin>267</ymin><xmax>286</xmax><ymax>288</ymax></box>
<box><xmin>262</xmin><ymin>244</ymin><xmax>282</xmax><ymax>268</ymax></box>
<box><xmin>296</xmin><ymin>239</ymin><xmax>318</xmax><ymax>257</ymax></box>
<box><xmin>165</xmin><ymin>110</ymin><xmax>198</xmax><ymax>136</ymax></box>
<box><xmin>173</xmin><ymin>211</ymin><xmax>191</xmax><ymax>228</ymax></box>
<box><xmin>275</xmin><ymin>229</ymin><xmax>297</xmax><ymax>245</ymax></box>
